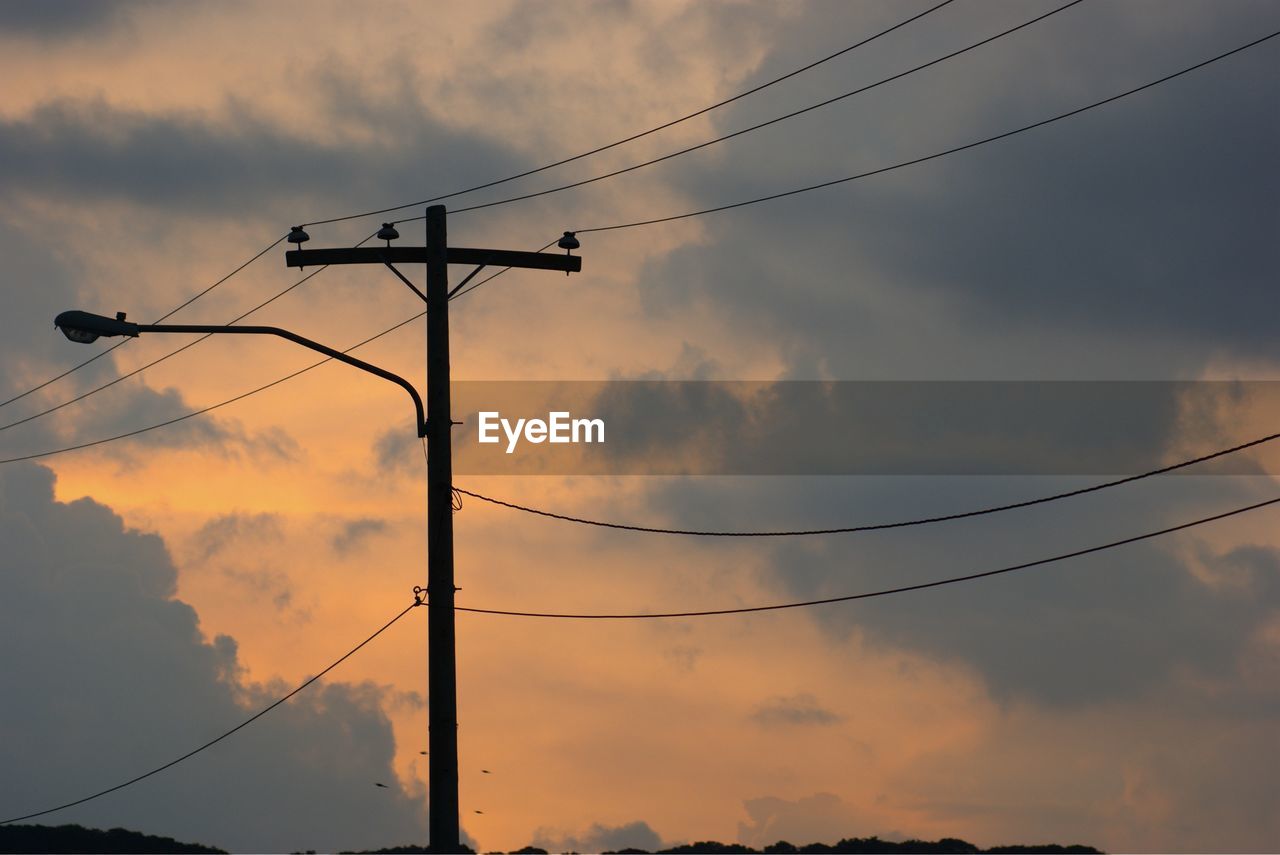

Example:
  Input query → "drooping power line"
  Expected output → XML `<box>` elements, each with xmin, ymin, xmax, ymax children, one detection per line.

<box><xmin>453</xmin><ymin>428</ymin><xmax>1280</xmax><ymax>536</ymax></box>
<box><xmin>431</xmin><ymin>0</ymin><xmax>1087</xmax><ymax>220</ymax></box>
<box><xmin>0</xmin><ymin>235</ymin><xmax>286</xmax><ymax>412</ymax></box>
<box><xmin>451</xmin><ymin>493</ymin><xmax>1280</xmax><ymax>619</ymax></box>
<box><xmin>572</xmin><ymin>29</ymin><xmax>1280</xmax><ymax>235</ymax></box>
<box><xmin>298</xmin><ymin>0</ymin><xmax>961</xmax><ymax>228</ymax></box>
<box><xmin>0</xmin><ymin>598</ymin><xmax>421</xmax><ymax>826</ymax></box>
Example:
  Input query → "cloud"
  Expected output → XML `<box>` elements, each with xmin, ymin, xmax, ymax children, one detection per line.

<box><xmin>0</xmin><ymin>462</ymin><xmax>428</xmax><ymax>852</ymax></box>
<box><xmin>641</xmin><ymin>472</ymin><xmax>1280</xmax><ymax>709</ymax></box>
<box><xmin>0</xmin><ymin>0</ymin><xmax>144</xmax><ymax>38</ymax></box>
<box><xmin>189</xmin><ymin>512</ymin><xmax>283</xmax><ymax>562</ymax></box>
<box><xmin>374</xmin><ymin>427</ymin><xmax>423</xmax><ymax>478</ymax></box>
<box><xmin>0</xmin><ymin>81</ymin><xmax>527</xmax><ymax>223</ymax></box>
<box><xmin>749</xmin><ymin>693</ymin><xmax>842</xmax><ymax>729</ymax></box>
<box><xmin>530</xmin><ymin>819</ymin><xmax>666</xmax><ymax>854</ymax></box>
<box><xmin>635</xmin><ymin>1</ymin><xmax>1280</xmax><ymax>378</ymax></box>
<box><xmin>737</xmin><ymin>793</ymin><xmax>899</xmax><ymax>850</ymax></box>
<box><xmin>332</xmin><ymin>517</ymin><xmax>389</xmax><ymax>556</ymax></box>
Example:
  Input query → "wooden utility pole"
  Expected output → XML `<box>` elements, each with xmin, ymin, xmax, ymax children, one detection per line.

<box><xmin>287</xmin><ymin>206</ymin><xmax>581</xmax><ymax>852</ymax></box>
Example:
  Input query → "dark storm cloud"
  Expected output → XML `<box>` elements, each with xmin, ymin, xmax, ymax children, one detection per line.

<box><xmin>0</xmin><ymin>82</ymin><xmax>527</xmax><ymax>223</ymax></box>
<box><xmin>637</xmin><ymin>473</ymin><xmax>1280</xmax><ymax>710</ymax></box>
<box><xmin>636</xmin><ymin>1</ymin><xmax>1280</xmax><ymax>373</ymax></box>
<box><xmin>0</xmin><ymin>463</ymin><xmax>428</xmax><ymax>852</ymax></box>
<box><xmin>0</xmin><ymin>0</ymin><xmax>142</xmax><ymax>37</ymax></box>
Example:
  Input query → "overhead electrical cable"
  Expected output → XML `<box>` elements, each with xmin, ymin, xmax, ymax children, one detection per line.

<box><xmin>0</xmin><ymin>598</ymin><xmax>421</xmax><ymax>825</ymax></box>
<box><xmin>298</xmin><ymin>0</ymin><xmax>960</xmax><ymax>228</ymax></box>
<box><xmin>0</xmin><ymin>235</ymin><xmax>286</xmax><ymax>412</ymax></box>
<box><xmin>430</xmin><ymin>0</ymin><xmax>1087</xmax><ymax>220</ymax></box>
<box><xmin>0</xmin><ymin>310</ymin><xmax>424</xmax><ymax>465</ymax></box>
<box><xmin>0</xmin><ymin>232</ymin><xmax>380</xmax><ymax>435</ymax></box>
<box><xmin>4</xmin><ymin>30</ymin><xmax>1273</xmax><ymax>465</ymax></box>
<box><xmin>453</xmin><ymin>428</ymin><xmax>1280</xmax><ymax>535</ymax></box>
<box><xmin>0</xmin><ymin>0</ymin><xmax>956</xmax><ymax>410</ymax></box>
<box><xmin>451</xmin><ymin>494</ymin><xmax>1280</xmax><ymax>619</ymax></box>
<box><xmin>569</xmin><ymin>29</ymin><xmax>1279</xmax><ymax>235</ymax></box>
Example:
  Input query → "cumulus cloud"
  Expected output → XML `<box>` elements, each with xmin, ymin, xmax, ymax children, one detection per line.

<box><xmin>0</xmin><ymin>462</ymin><xmax>428</xmax><ymax>852</ymax></box>
<box><xmin>530</xmin><ymin>819</ymin><xmax>666</xmax><ymax>854</ymax></box>
<box><xmin>737</xmin><ymin>793</ymin><xmax>899</xmax><ymax>850</ymax></box>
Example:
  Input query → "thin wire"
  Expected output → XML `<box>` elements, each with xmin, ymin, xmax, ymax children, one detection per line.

<box><xmin>452</xmin><ymin>494</ymin><xmax>1280</xmax><ymax>619</ymax></box>
<box><xmin>299</xmin><ymin>0</ymin><xmax>960</xmax><ymax>228</ymax></box>
<box><xmin>0</xmin><ymin>235</ymin><xmax>286</xmax><ymax>412</ymax></box>
<box><xmin>444</xmin><ymin>0</ymin><xmax>1087</xmax><ymax>219</ymax></box>
<box><xmin>10</xmin><ymin>25</ymin><xmax>1268</xmax><ymax>451</ymax></box>
<box><xmin>573</xmin><ymin>30</ymin><xmax>1280</xmax><ymax>235</ymax></box>
<box><xmin>0</xmin><ymin>233</ymin><xmax>377</xmax><ymax>435</ymax></box>
<box><xmin>0</xmin><ymin>310</ymin><xmax>425</xmax><ymax>465</ymax></box>
<box><xmin>454</xmin><ymin>430</ymin><xmax>1280</xmax><ymax>537</ymax></box>
<box><xmin>0</xmin><ymin>598</ymin><xmax>421</xmax><ymax>825</ymax></box>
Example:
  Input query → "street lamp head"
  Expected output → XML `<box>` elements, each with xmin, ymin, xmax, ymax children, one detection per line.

<box><xmin>288</xmin><ymin>225</ymin><xmax>311</xmax><ymax>246</ymax></box>
<box><xmin>54</xmin><ymin>310</ymin><xmax>141</xmax><ymax>344</ymax></box>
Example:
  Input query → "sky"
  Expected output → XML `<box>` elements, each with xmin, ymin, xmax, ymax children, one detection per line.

<box><xmin>1</xmin><ymin>1</ymin><xmax>1278</xmax><ymax>852</ymax></box>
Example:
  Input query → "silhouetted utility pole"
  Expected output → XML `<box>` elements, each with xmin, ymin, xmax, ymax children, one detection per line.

<box><xmin>286</xmin><ymin>206</ymin><xmax>581</xmax><ymax>852</ymax></box>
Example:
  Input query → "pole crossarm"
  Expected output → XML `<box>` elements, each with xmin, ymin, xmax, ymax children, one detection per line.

<box><xmin>137</xmin><ymin>322</ymin><xmax>427</xmax><ymax>437</ymax></box>
<box><xmin>286</xmin><ymin>245</ymin><xmax>582</xmax><ymax>273</ymax></box>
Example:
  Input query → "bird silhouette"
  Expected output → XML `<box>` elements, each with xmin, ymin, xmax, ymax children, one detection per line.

<box><xmin>374</xmin><ymin>782</ymin><xmax>389</xmax><ymax>789</ymax></box>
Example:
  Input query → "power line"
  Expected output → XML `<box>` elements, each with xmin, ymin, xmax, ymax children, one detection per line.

<box><xmin>0</xmin><ymin>598</ymin><xmax>421</xmax><ymax>825</ymax></box>
<box><xmin>0</xmin><ymin>0</ymin><xmax>948</xmax><ymax>411</ymax></box>
<box><xmin>0</xmin><ymin>268</ymin><xmax>318</xmax><ymax>433</ymax></box>
<box><xmin>0</xmin><ymin>235</ymin><xmax>286</xmax><ymax>412</ymax></box>
<box><xmin>0</xmin><ymin>232</ymin><xmax>380</xmax><ymax>435</ymax></box>
<box><xmin>451</xmin><ymin>494</ymin><xmax>1280</xmax><ymax>619</ymax></box>
<box><xmin>455</xmin><ymin>435</ymin><xmax>1280</xmax><ymax>535</ymax></box>
<box><xmin>572</xmin><ymin>29</ymin><xmax>1280</xmax><ymax>235</ymax></box>
<box><xmin>434</xmin><ymin>0</ymin><xmax>1087</xmax><ymax>220</ymax></box>
<box><xmin>0</xmin><ymin>309</ymin><xmax>425</xmax><ymax>465</ymax></box>
<box><xmin>298</xmin><ymin>0</ymin><xmax>960</xmax><ymax>229</ymax></box>
<box><xmin>454</xmin><ymin>430</ymin><xmax>1280</xmax><ymax>536</ymax></box>
<box><xmin>6</xmin><ymin>32</ymin><xmax>1274</xmax><ymax>466</ymax></box>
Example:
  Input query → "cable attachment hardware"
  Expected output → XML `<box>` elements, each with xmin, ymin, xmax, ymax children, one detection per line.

<box><xmin>557</xmin><ymin>231</ymin><xmax>579</xmax><ymax>276</ymax></box>
<box><xmin>412</xmin><ymin>585</ymin><xmax>426</xmax><ymax>606</ymax></box>
<box><xmin>376</xmin><ymin>222</ymin><xmax>400</xmax><ymax>247</ymax></box>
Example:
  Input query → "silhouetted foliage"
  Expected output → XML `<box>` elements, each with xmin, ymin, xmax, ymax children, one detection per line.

<box><xmin>511</xmin><ymin>849</ymin><xmax>550</xmax><ymax>855</ymax></box>
<box><xmin>0</xmin><ymin>823</ymin><xmax>224</xmax><ymax>854</ymax></box>
<box><xmin>342</xmin><ymin>847</ymin><xmax>475</xmax><ymax>854</ymax></box>
<box><xmin>591</xmin><ymin>838</ymin><xmax>1100</xmax><ymax>855</ymax></box>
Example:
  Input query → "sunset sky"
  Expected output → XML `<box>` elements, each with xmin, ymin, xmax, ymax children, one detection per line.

<box><xmin>1</xmin><ymin>1</ymin><xmax>1279</xmax><ymax>852</ymax></box>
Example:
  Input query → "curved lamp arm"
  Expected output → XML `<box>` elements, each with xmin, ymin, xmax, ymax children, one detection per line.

<box><xmin>54</xmin><ymin>310</ymin><xmax>427</xmax><ymax>437</ymax></box>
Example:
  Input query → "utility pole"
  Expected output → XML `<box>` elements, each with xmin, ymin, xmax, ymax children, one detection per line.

<box><xmin>286</xmin><ymin>206</ymin><xmax>581</xmax><ymax>852</ymax></box>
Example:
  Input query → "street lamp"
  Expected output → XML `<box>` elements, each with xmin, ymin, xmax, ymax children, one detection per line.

<box><xmin>60</xmin><ymin>205</ymin><xmax>582</xmax><ymax>852</ymax></box>
<box><xmin>54</xmin><ymin>310</ymin><xmax>427</xmax><ymax>437</ymax></box>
